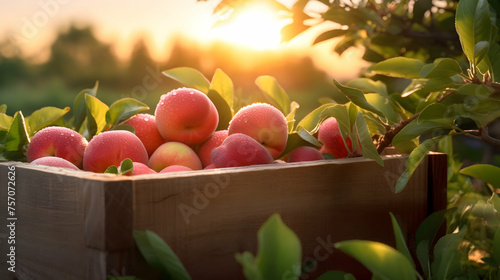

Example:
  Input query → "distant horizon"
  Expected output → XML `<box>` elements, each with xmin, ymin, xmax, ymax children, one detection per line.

<box><xmin>0</xmin><ymin>0</ymin><xmax>368</xmax><ymax>80</ymax></box>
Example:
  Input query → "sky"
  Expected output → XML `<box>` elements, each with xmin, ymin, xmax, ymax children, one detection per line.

<box><xmin>0</xmin><ymin>0</ymin><xmax>368</xmax><ymax>79</ymax></box>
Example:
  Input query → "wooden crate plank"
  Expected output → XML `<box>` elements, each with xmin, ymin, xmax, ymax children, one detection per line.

<box><xmin>132</xmin><ymin>154</ymin><xmax>431</xmax><ymax>279</ymax></box>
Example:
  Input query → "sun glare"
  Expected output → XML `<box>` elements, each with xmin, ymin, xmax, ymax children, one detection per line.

<box><xmin>211</xmin><ymin>3</ymin><xmax>289</xmax><ymax>50</ymax></box>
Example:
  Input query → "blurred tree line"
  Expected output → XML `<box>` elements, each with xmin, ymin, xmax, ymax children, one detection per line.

<box><xmin>0</xmin><ymin>24</ymin><xmax>332</xmax><ymax>118</ymax></box>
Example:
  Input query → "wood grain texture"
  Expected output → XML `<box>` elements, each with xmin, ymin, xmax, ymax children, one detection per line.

<box><xmin>0</xmin><ymin>153</ymin><xmax>446</xmax><ymax>280</ymax></box>
<box><xmin>131</xmin><ymin>154</ymin><xmax>431</xmax><ymax>279</ymax></box>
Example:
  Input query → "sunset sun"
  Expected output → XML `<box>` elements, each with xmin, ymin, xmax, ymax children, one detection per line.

<box><xmin>210</xmin><ymin>3</ymin><xmax>290</xmax><ymax>50</ymax></box>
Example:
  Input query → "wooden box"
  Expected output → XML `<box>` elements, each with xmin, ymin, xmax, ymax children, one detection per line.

<box><xmin>0</xmin><ymin>152</ymin><xmax>447</xmax><ymax>280</ymax></box>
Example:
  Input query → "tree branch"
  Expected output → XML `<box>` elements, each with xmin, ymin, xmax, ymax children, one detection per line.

<box><xmin>480</xmin><ymin>127</ymin><xmax>500</xmax><ymax>146</ymax></box>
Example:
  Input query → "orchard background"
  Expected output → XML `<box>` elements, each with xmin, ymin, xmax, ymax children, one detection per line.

<box><xmin>1</xmin><ymin>0</ymin><xmax>500</xmax><ymax>279</ymax></box>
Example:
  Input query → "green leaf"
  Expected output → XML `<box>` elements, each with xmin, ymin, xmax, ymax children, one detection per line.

<box><xmin>355</xmin><ymin>112</ymin><xmax>383</xmax><ymax>166</ymax></box>
<box><xmin>368</xmin><ymin>57</ymin><xmax>426</xmax><ymax>79</ymax></box>
<box><xmin>345</xmin><ymin>78</ymin><xmax>388</xmax><ymax>97</ymax></box>
<box><xmin>286</xmin><ymin>101</ymin><xmax>300</xmax><ymax>133</ymax></box>
<box><xmin>296</xmin><ymin>103</ymin><xmax>335</xmax><ymax>133</ymax></box>
<box><xmin>395</xmin><ymin>137</ymin><xmax>442</xmax><ymax>193</ymax></box>
<box><xmin>317</xmin><ymin>271</ymin><xmax>356</xmax><ymax>280</ymax></box>
<box><xmin>235</xmin><ymin>252</ymin><xmax>263</xmax><ymax>280</ymax></box>
<box><xmin>456</xmin><ymin>83</ymin><xmax>494</xmax><ymax>97</ymax></box>
<box><xmin>208</xmin><ymin>69</ymin><xmax>234</xmax><ymax>130</ymax></box>
<box><xmin>26</xmin><ymin>106</ymin><xmax>70</xmax><ymax>136</ymax></box>
<box><xmin>313</xmin><ymin>29</ymin><xmax>350</xmax><ymax>45</ymax></box>
<box><xmin>415</xmin><ymin>209</ymin><xmax>449</xmax><ymax>279</ymax></box>
<box><xmin>163</xmin><ymin>67</ymin><xmax>210</xmax><ymax>93</ymax></box>
<box><xmin>365</xmin><ymin>94</ymin><xmax>401</xmax><ymax>125</ymax></box>
<box><xmin>320</xmin><ymin>104</ymin><xmax>351</xmax><ymax>135</ymax></box>
<box><xmin>279</xmin><ymin>129</ymin><xmax>320</xmax><ymax>158</ymax></box>
<box><xmin>73</xmin><ymin>81</ymin><xmax>99</xmax><ymax>132</ymax></box>
<box><xmin>447</xmin><ymin>99</ymin><xmax>500</xmax><ymax>127</ymax></box>
<box><xmin>255</xmin><ymin>76</ymin><xmax>291</xmax><ymax>115</ymax></box>
<box><xmin>456</xmin><ymin>0</ymin><xmax>493</xmax><ymax>67</ymax></box>
<box><xmin>119</xmin><ymin>158</ymin><xmax>134</xmax><ymax>174</ymax></box>
<box><xmin>3</xmin><ymin>111</ymin><xmax>29</xmax><ymax>160</ymax></box>
<box><xmin>389</xmin><ymin>213</ymin><xmax>414</xmax><ymax>268</ymax></box>
<box><xmin>402</xmin><ymin>78</ymin><xmax>455</xmax><ymax>98</ymax></box>
<box><xmin>474</xmin><ymin>41</ymin><xmax>490</xmax><ymax>66</ymax></box>
<box><xmin>0</xmin><ymin>113</ymin><xmax>13</xmax><ymax>131</ymax></box>
<box><xmin>333</xmin><ymin>79</ymin><xmax>385</xmax><ymax>118</ymax></box>
<box><xmin>392</xmin><ymin>119</ymin><xmax>449</xmax><ymax>147</ymax></box>
<box><xmin>256</xmin><ymin>214</ymin><xmax>301</xmax><ymax>280</ymax></box>
<box><xmin>104</xmin><ymin>165</ymin><xmax>119</xmax><ymax>174</ymax></box>
<box><xmin>0</xmin><ymin>104</ymin><xmax>6</xmax><ymax>114</ymax></box>
<box><xmin>460</xmin><ymin>164</ymin><xmax>500</xmax><ymax>188</ymax></box>
<box><xmin>209</xmin><ymin>68</ymin><xmax>234</xmax><ymax>112</ymax></box>
<box><xmin>85</xmin><ymin>94</ymin><xmax>109</xmax><ymax>138</ymax></box>
<box><xmin>133</xmin><ymin>230</ymin><xmax>192</xmax><ymax>280</ymax></box>
<box><xmin>431</xmin><ymin>226</ymin><xmax>467</xmax><ymax>280</ymax></box>
<box><xmin>110</xmin><ymin>124</ymin><xmax>136</xmax><ymax>134</ymax></box>
<box><xmin>335</xmin><ymin>240</ymin><xmax>416</xmax><ymax>280</ymax></box>
<box><xmin>105</xmin><ymin>98</ymin><xmax>149</xmax><ymax>129</ymax></box>
<box><xmin>419</xmin><ymin>58</ymin><xmax>463</xmax><ymax>79</ymax></box>
<box><xmin>417</xmin><ymin>103</ymin><xmax>456</xmax><ymax>126</ymax></box>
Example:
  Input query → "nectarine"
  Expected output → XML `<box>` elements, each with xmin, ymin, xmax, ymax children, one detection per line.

<box><xmin>83</xmin><ymin>130</ymin><xmax>148</xmax><ymax>173</ymax></box>
<box><xmin>123</xmin><ymin>113</ymin><xmax>165</xmax><ymax>156</ymax></box>
<box><xmin>148</xmin><ymin>141</ymin><xmax>202</xmax><ymax>172</ymax></box>
<box><xmin>211</xmin><ymin>133</ymin><xmax>274</xmax><ymax>168</ymax></box>
<box><xmin>27</xmin><ymin>126</ymin><xmax>88</xmax><ymax>168</ymax></box>
<box><xmin>155</xmin><ymin>88</ymin><xmax>219</xmax><ymax>146</ymax></box>
<box><xmin>317</xmin><ymin>117</ymin><xmax>352</xmax><ymax>159</ymax></box>
<box><xmin>228</xmin><ymin>103</ymin><xmax>288</xmax><ymax>159</ymax></box>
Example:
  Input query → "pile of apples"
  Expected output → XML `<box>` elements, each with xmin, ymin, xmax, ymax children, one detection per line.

<box><xmin>27</xmin><ymin>87</ymin><xmax>351</xmax><ymax>175</ymax></box>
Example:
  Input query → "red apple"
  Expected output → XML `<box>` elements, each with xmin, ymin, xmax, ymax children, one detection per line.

<box><xmin>211</xmin><ymin>133</ymin><xmax>274</xmax><ymax>168</ymax></box>
<box><xmin>123</xmin><ymin>113</ymin><xmax>165</xmax><ymax>156</ymax></box>
<box><xmin>83</xmin><ymin>130</ymin><xmax>148</xmax><ymax>173</ymax></box>
<box><xmin>155</xmin><ymin>87</ymin><xmax>219</xmax><ymax>146</ymax></box>
<box><xmin>195</xmin><ymin>130</ymin><xmax>228</xmax><ymax>168</ymax></box>
<box><xmin>288</xmin><ymin>146</ymin><xmax>324</xmax><ymax>162</ymax></box>
<box><xmin>317</xmin><ymin>117</ymin><xmax>352</xmax><ymax>159</ymax></box>
<box><xmin>27</xmin><ymin>126</ymin><xmax>88</xmax><ymax>168</ymax></box>
<box><xmin>228</xmin><ymin>103</ymin><xmax>288</xmax><ymax>159</ymax></box>
<box><xmin>119</xmin><ymin>161</ymin><xmax>156</xmax><ymax>176</ymax></box>
<box><xmin>148</xmin><ymin>142</ymin><xmax>203</xmax><ymax>172</ymax></box>
<box><xmin>30</xmin><ymin>156</ymin><xmax>80</xmax><ymax>170</ymax></box>
<box><xmin>159</xmin><ymin>165</ymin><xmax>193</xmax><ymax>173</ymax></box>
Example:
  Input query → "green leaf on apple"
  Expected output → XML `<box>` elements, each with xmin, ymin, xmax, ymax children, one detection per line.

<box><xmin>279</xmin><ymin>128</ymin><xmax>320</xmax><ymax>158</ymax></box>
<box><xmin>3</xmin><ymin>111</ymin><xmax>29</xmax><ymax>161</ymax></box>
<box><xmin>105</xmin><ymin>98</ymin><xmax>149</xmax><ymax>129</ymax></box>
<box><xmin>73</xmin><ymin>81</ymin><xmax>99</xmax><ymax>132</ymax></box>
<box><xmin>296</xmin><ymin>103</ymin><xmax>335</xmax><ymax>133</ymax></box>
<box><xmin>134</xmin><ymin>230</ymin><xmax>192</xmax><ymax>280</ymax></box>
<box><xmin>395</xmin><ymin>136</ymin><xmax>443</xmax><ymax>193</ymax></box>
<box><xmin>119</xmin><ymin>158</ymin><xmax>134</xmax><ymax>174</ymax></box>
<box><xmin>255</xmin><ymin>75</ymin><xmax>291</xmax><ymax>115</ymax></box>
<box><xmin>460</xmin><ymin>164</ymin><xmax>500</xmax><ymax>188</ymax></box>
<box><xmin>110</xmin><ymin>124</ymin><xmax>136</xmax><ymax>134</ymax></box>
<box><xmin>85</xmin><ymin>94</ymin><xmax>109</xmax><ymax>138</ymax></box>
<box><xmin>209</xmin><ymin>68</ymin><xmax>234</xmax><ymax>113</ymax></box>
<box><xmin>208</xmin><ymin>69</ymin><xmax>234</xmax><ymax>130</ymax></box>
<box><xmin>163</xmin><ymin>67</ymin><xmax>210</xmax><ymax>93</ymax></box>
<box><xmin>286</xmin><ymin>101</ymin><xmax>300</xmax><ymax>133</ymax></box>
<box><xmin>26</xmin><ymin>106</ymin><xmax>71</xmax><ymax>136</ymax></box>
<box><xmin>354</xmin><ymin>112</ymin><xmax>383</xmax><ymax>166</ymax></box>
<box><xmin>335</xmin><ymin>240</ymin><xmax>416</xmax><ymax>280</ymax></box>
<box><xmin>104</xmin><ymin>165</ymin><xmax>119</xmax><ymax>174</ymax></box>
